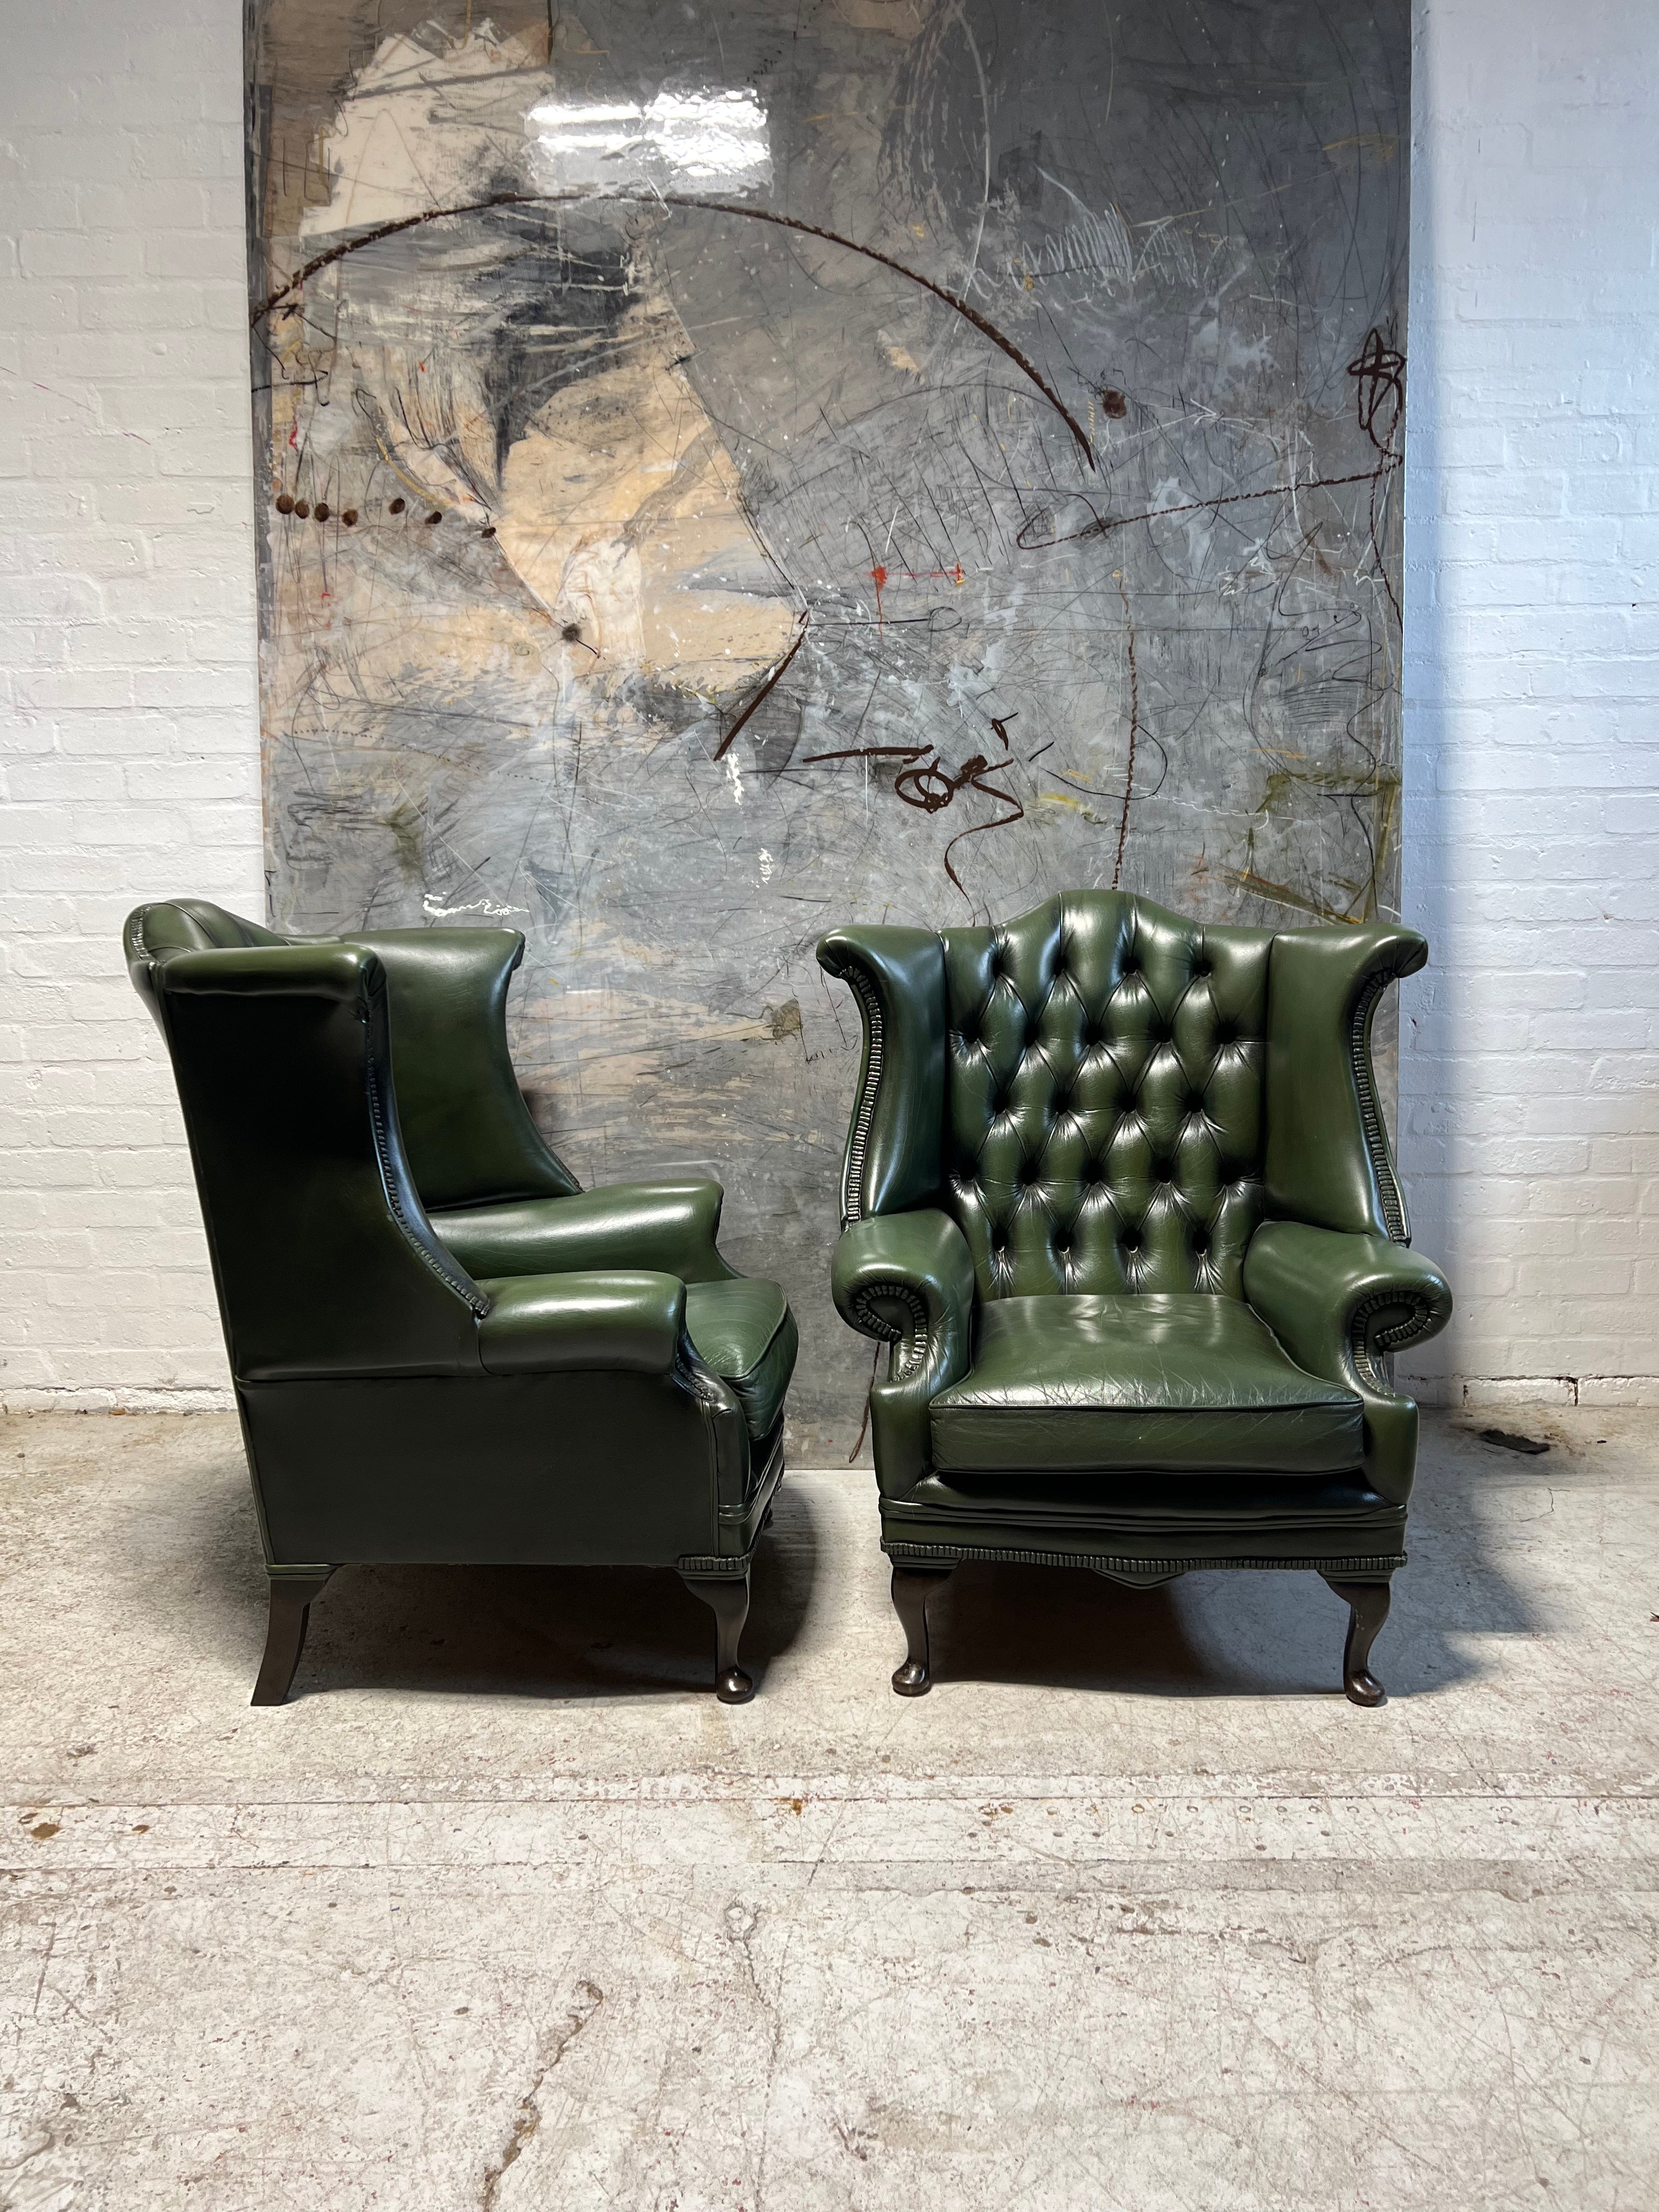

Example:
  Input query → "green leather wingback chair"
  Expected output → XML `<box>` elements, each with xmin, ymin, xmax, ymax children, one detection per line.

<box><xmin>818</xmin><ymin>890</ymin><xmax>1452</xmax><ymax>1705</ymax></box>
<box><xmin>125</xmin><ymin>900</ymin><xmax>796</xmax><ymax>1706</ymax></box>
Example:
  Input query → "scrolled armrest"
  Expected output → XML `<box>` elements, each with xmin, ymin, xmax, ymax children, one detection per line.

<box><xmin>832</xmin><ymin>1209</ymin><xmax>975</xmax><ymax>1495</ymax></box>
<box><xmin>476</xmin><ymin>1270</ymin><xmax>687</xmax><ymax>1375</ymax></box>
<box><xmin>1244</xmin><ymin>1221</ymin><xmax>1452</xmax><ymax>1504</ymax></box>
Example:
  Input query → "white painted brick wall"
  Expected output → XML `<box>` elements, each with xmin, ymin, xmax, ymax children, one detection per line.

<box><xmin>0</xmin><ymin>0</ymin><xmax>260</xmax><ymax>1407</ymax></box>
<box><xmin>1398</xmin><ymin>0</ymin><xmax>1659</xmax><ymax>1407</ymax></box>
<box><xmin>1</xmin><ymin>0</ymin><xmax>1654</xmax><ymax>1408</ymax></box>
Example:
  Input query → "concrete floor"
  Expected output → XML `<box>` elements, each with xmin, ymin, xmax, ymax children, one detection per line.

<box><xmin>1</xmin><ymin>1408</ymin><xmax>1655</xmax><ymax>2209</ymax></box>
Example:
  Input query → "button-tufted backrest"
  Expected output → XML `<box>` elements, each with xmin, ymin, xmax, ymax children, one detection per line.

<box><xmin>941</xmin><ymin>891</ymin><xmax>1273</xmax><ymax>1301</ymax></box>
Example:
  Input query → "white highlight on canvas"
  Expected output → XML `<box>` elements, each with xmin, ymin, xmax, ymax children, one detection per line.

<box><xmin>527</xmin><ymin>89</ymin><xmax>771</xmax><ymax>197</ymax></box>
<box><xmin>421</xmin><ymin>894</ymin><xmax>528</xmax><ymax>919</ymax></box>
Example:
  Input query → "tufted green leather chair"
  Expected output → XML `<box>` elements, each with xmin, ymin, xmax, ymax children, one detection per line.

<box><xmin>818</xmin><ymin>890</ymin><xmax>1452</xmax><ymax>1704</ymax></box>
<box><xmin>125</xmin><ymin>900</ymin><xmax>795</xmax><ymax>1705</ymax></box>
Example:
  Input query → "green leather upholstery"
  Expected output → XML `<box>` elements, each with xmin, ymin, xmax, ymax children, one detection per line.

<box><xmin>125</xmin><ymin>899</ymin><xmax>796</xmax><ymax>1703</ymax></box>
<box><xmin>432</xmin><ymin>1180</ymin><xmax>733</xmax><ymax>1286</ymax></box>
<box><xmin>819</xmin><ymin>889</ymin><xmax>1452</xmax><ymax>1702</ymax></box>
<box><xmin>937</xmin><ymin>894</ymin><xmax>1273</xmax><ymax>1300</ymax></box>
<box><xmin>929</xmin><ymin>1295</ymin><xmax>1363</xmax><ymax>1475</ymax></box>
<box><xmin>684</xmin><ymin>1279</ymin><xmax>799</xmax><ymax>1445</ymax></box>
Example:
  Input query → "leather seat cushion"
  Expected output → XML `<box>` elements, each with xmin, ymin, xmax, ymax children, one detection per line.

<box><xmin>684</xmin><ymin>1278</ymin><xmax>797</xmax><ymax>1442</ymax></box>
<box><xmin>930</xmin><ymin>1293</ymin><xmax>1362</xmax><ymax>1475</ymax></box>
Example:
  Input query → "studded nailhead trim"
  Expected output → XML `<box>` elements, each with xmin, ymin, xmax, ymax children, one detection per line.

<box><xmin>1348</xmin><ymin>1285</ymin><xmax>1440</xmax><ymax>1390</ymax></box>
<box><xmin>365</xmin><ymin>1050</ymin><xmax>489</xmax><ymax>1315</ymax></box>
<box><xmin>1351</xmin><ymin>964</ymin><xmax>1410</xmax><ymax>1243</ymax></box>
<box><xmin>836</xmin><ymin>957</ymin><xmax>886</xmax><ymax>1227</ymax></box>
<box><xmin>884</xmin><ymin>1540</ymin><xmax>1407</xmax><ymax>1576</ymax></box>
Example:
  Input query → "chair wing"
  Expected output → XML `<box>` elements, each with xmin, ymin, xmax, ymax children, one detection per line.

<box><xmin>1264</xmin><ymin>923</ymin><xmax>1427</xmax><ymax>1242</ymax></box>
<box><xmin>339</xmin><ymin>927</ymin><xmax>582</xmax><ymax>1209</ymax></box>
<box><xmin>816</xmin><ymin>924</ymin><xmax>947</xmax><ymax>1226</ymax></box>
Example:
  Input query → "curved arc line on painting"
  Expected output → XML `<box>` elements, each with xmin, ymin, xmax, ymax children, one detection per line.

<box><xmin>250</xmin><ymin>188</ymin><xmax>1098</xmax><ymax>473</ymax></box>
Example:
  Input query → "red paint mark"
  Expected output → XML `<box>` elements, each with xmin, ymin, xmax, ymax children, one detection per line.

<box><xmin>287</xmin><ymin>422</ymin><xmax>297</xmax><ymax>448</ymax></box>
<box><xmin>867</xmin><ymin>562</ymin><xmax>964</xmax><ymax>633</ymax></box>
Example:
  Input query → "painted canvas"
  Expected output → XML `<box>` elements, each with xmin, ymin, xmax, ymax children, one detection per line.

<box><xmin>246</xmin><ymin>0</ymin><xmax>1410</xmax><ymax>1444</ymax></box>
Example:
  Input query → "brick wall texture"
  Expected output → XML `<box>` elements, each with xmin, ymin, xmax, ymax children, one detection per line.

<box><xmin>1</xmin><ymin>1</ymin><xmax>1656</xmax><ymax>1408</ymax></box>
<box><xmin>1</xmin><ymin>0</ymin><xmax>260</xmax><ymax>1404</ymax></box>
<box><xmin>1397</xmin><ymin>0</ymin><xmax>1659</xmax><ymax>1407</ymax></box>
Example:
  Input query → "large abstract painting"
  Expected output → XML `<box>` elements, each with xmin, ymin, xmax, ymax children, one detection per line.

<box><xmin>247</xmin><ymin>0</ymin><xmax>1409</xmax><ymax>1444</ymax></box>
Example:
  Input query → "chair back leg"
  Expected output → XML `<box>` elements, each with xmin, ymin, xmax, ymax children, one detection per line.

<box><xmin>251</xmin><ymin>1568</ymin><xmax>335</xmax><ymax>1706</ymax></box>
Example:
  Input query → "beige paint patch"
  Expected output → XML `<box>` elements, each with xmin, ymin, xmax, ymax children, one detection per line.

<box><xmin>299</xmin><ymin>28</ymin><xmax>551</xmax><ymax>238</ymax></box>
<box><xmin>291</xmin><ymin>24</ymin><xmax>794</xmax><ymax>701</ymax></box>
<box><xmin>830</xmin><ymin>0</ymin><xmax>925</xmax><ymax>35</ymax></box>
<box><xmin>498</xmin><ymin>305</ymin><xmax>797</xmax><ymax>690</ymax></box>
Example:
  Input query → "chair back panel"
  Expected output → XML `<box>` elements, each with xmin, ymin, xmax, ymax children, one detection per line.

<box><xmin>941</xmin><ymin>891</ymin><xmax>1272</xmax><ymax>1300</ymax></box>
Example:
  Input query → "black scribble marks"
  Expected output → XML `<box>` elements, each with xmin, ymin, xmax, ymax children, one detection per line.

<box><xmin>1348</xmin><ymin>328</ymin><xmax>1406</xmax><ymax>629</ymax></box>
<box><xmin>1017</xmin><ymin>462</ymin><xmax>1386</xmax><ymax>550</ymax></box>
<box><xmin>251</xmin><ymin>190</ymin><xmax>1096</xmax><ymax>471</ymax></box>
<box><xmin>804</xmin><ymin>718</ymin><xmax>1025</xmax><ymax>904</ymax></box>
<box><xmin>251</xmin><ymin>5</ymin><xmax>1410</xmax><ymax>1437</ymax></box>
<box><xmin>1017</xmin><ymin>326</ymin><xmax>1406</xmax><ymax>625</ymax></box>
<box><xmin>714</xmin><ymin>613</ymin><xmax>809</xmax><ymax>760</ymax></box>
<box><xmin>941</xmin><ymin>770</ymin><xmax>1024</xmax><ymax>900</ymax></box>
<box><xmin>1348</xmin><ymin>328</ymin><xmax>1404</xmax><ymax>449</ymax></box>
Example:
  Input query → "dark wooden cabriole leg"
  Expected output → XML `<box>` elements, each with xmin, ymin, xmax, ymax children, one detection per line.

<box><xmin>251</xmin><ymin>1568</ymin><xmax>335</xmax><ymax>1707</ymax></box>
<box><xmin>680</xmin><ymin>1571</ymin><xmax>754</xmax><ymax>1704</ymax></box>
<box><xmin>890</xmin><ymin>1564</ymin><xmax>954</xmax><ymax>1696</ymax></box>
<box><xmin>1322</xmin><ymin>1576</ymin><xmax>1392</xmax><ymax>1707</ymax></box>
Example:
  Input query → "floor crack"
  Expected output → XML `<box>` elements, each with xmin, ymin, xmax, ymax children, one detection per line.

<box><xmin>478</xmin><ymin>1978</ymin><xmax>603</xmax><ymax>2210</ymax></box>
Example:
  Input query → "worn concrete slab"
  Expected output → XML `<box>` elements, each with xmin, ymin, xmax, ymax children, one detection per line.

<box><xmin>2</xmin><ymin>1407</ymin><xmax>1656</xmax><ymax>2207</ymax></box>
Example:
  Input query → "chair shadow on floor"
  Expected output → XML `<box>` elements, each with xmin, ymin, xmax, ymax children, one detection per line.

<box><xmin>914</xmin><ymin>1446</ymin><xmax>1546</xmax><ymax>1701</ymax></box>
<box><xmin>181</xmin><ymin>1473</ymin><xmax>822</xmax><ymax>1706</ymax></box>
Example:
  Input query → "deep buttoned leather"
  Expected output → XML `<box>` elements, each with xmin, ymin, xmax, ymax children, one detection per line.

<box><xmin>125</xmin><ymin>899</ymin><xmax>797</xmax><ymax>1573</ymax></box>
<box><xmin>817</xmin><ymin>889</ymin><xmax>1452</xmax><ymax>1578</ymax></box>
<box><xmin>939</xmin><ymin>895</ymin><xmax>1273</xmax><ymax>1302</ymax></box>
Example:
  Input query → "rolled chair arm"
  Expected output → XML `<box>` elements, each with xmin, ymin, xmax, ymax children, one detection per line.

<box><xmin>476</xmin><ymin>1271</ymin><xmax>689</xmax><ymax>1375</ymax></box>
<box><xmin>435</xmin><ymin>1179</ymin><xmax>734</xmax><ymax>1285</ymax></box>
<box><xmin>832</xmin><ymin>1209</ymin><xmax>976</xmax><ymax>1496</ymax></box>
<box><xmin>148</xmin><ymin>941</ymin><xmax>374</xmax><ymax>1001</ymax></box>
<box><xmin>1243</xmin><ymin>1221</ymin><xmax>1453</xmax><ymax>1505</ymax></box>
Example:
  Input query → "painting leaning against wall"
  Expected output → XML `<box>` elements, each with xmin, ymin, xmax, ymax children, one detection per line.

<box><xmin>246</xmin><ymin>0</ymin><xmax>1410</xmax><ymax>1446</ymax></box>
